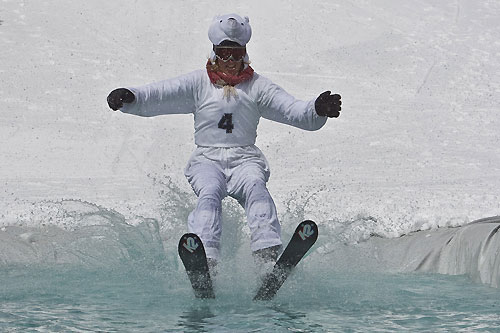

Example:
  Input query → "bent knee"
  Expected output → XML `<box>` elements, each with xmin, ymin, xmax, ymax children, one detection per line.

<box><xmin>199</xmin><ymin>183</ymin><xmax>226</xmax><ymax>200</ymax></box>
<box><xmin>242</xmin><ymin>179</ymin><xmax>269</xmax><ymax>198</ymax></box>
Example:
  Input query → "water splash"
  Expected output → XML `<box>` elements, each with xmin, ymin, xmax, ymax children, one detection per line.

<box><xmin>0</xmin><ymin>199</ymin><xmax>165</xmax><ymax>268</ymax></box>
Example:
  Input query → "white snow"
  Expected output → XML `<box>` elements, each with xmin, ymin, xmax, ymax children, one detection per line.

<box><xmin>1</xmin><ymin>0</ymin><xmax>499</xmax><ymax>283</ymax></box>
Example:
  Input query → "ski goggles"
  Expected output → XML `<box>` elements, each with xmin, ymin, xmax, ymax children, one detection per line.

<box><xmin>213</xmin><ymin>46</ymin><xmax>246</xmax><ymax>61</ymax></box>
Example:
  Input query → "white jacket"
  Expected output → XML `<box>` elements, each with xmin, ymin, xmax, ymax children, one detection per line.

<box><xmin>120</xmin><ymin>69</ymin><xmax>327</xmax><ymax>147</ymax></box>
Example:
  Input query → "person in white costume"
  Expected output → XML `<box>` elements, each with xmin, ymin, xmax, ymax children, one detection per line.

<box><xmin>107</xmin><ymin>14</ymin><xmax>342</xmax><ymax>273</ymax></box>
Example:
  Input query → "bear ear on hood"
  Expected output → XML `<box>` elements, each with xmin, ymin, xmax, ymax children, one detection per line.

<box><xmin>244</xmin><ymin>16</ymin><xmax>249</xmax><ymax>23</ymax></box>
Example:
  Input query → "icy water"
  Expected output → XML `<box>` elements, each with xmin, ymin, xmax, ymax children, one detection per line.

<box><xmin>1</xmin><ymin>264</ymin><xmax>499</xmax><ymax>332</ymax></box>
<box><xmin>1</xmin><ymin>200</ymin><xmax>500</xmax><ymax>331</ymax></box>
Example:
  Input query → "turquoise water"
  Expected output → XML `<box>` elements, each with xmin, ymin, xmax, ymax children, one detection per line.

<box><xmin>1</xmin><ymin>201</ymin><xmax>499</xmax><ymax>331</ymax></box>
<box><xmin>1</xmin><ymin>263</ymin><xmax>499</xmax><ymax>332</ymax></box>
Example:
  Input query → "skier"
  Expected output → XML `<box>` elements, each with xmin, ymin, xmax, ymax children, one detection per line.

<box><xmin>107</xmin><ymin>14</ymin><xmax>341</xmax><ymax>275</ymax></box>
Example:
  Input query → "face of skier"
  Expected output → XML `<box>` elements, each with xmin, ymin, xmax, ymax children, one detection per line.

<box><xmin>217</xmin><ymin>57</ymin><xmax>243</xmax><ymax>76</ymax></box>
<box><xmin>214</xmin><ymin>45</ymin><xmax>246</xmax><ymax>76</ymax></box>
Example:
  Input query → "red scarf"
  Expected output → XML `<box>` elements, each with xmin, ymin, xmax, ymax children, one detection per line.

<box><xmin>206</xmin><ymin>60</ymin><xmax>254</xmax><ymax>87</ymax></box>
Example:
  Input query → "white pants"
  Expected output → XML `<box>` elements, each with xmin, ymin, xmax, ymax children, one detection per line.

<box><xmin>184</xmin><ymin>145</ymin><xmax>282</xmax><ymax>259</ymax></box>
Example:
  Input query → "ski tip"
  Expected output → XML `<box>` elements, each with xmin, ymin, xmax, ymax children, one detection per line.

<box><xmin>179</xmin><ymin>233</ymin><xmax>200</xmax><ymax>241</ymax></box>
<box><xmin>178</xmin><ymin>233</ymin><xmax>204</xmax><ymax>255</ymax></box>
<box><xmin>300</xmin><ymin>220</ymin><xmax>317</xmax><ymax>228</ymax></box>
<box><xmin>295</xmin><ymin>220</ymin><xmax>319</xmax><ymax>242</ymax></box>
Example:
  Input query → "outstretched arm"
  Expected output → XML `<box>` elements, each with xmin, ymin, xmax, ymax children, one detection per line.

<box><xmin>106</xmin><ymin>71</ymin><xmax>200</xmax><ymax>117</ymax></box>
<box><xmin>257</xmin><ymin>77</ymin><xmax>342</xmax><ymax>131</ymax></box>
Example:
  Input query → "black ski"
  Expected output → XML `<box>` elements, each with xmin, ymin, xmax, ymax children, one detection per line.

<box><xmin>254</xmin><ymin>220</ymin><xmax>318</xmax><ymax>301</ymax></box>
<box><xmin>178</xmin><ymin>233</ymin><xmax>215</xmax><ymax>299</ymax></box>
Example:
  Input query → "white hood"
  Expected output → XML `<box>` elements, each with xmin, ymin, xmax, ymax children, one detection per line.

<box><xmin>208</xmin><ymin>14</ymin><xmax>252</xmax><ymax>46</ymax></box>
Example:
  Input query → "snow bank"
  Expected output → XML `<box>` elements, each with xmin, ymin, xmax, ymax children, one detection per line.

<box><xmin>364</xmin><ymin>216</ymin><xmax>500</xmax><ymax>288</ymax></box>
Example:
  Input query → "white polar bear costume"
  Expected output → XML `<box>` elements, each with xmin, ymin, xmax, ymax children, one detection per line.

<box><xmin>208</xmin><ymin>14</ymin><xmax>252</xmax><ymax>66</ymax></box>
<box><xmin>120</xmin><ymin>14</ymin><xmax>327</xmax><ymax>260</ymax></box>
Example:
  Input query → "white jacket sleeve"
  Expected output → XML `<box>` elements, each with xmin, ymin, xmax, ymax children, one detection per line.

<box><xmin>119</xmin><ymin>70</ymin><xmax>200</xmax><ymax>117</ymax></box>
<box><xmin>255</xmin><ymin>75</ymin><xmax>327</xmax><ymax>131</ymax></box>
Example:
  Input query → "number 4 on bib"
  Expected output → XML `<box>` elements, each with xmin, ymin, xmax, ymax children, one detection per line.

<box><xmin>218</xmin><ymin>113</ymin><xmax>234</xmax><ymax>133</ymax></box>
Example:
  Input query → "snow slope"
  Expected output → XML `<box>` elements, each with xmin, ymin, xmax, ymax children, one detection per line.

<box><xmin>1</xmin><ymin>0</ymin><xmax>499</xmax><ymax>281</ymax></box>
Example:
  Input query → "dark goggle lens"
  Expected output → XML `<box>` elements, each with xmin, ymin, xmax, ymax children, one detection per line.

<box><xmin>214</xmin><ymin>47</ymin><xmax>246</xmax><ymax>61</ymax></box>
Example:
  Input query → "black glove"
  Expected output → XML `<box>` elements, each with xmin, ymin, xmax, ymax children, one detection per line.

<box><xmin>107</xmin><ymin>88</ymin><xmax>135</xmax><ymax>111</ymax></box>
<box><xmin>315</xmin><ymin>91</ymin><xmax>342</xmax><ymax>118</ymax></box>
